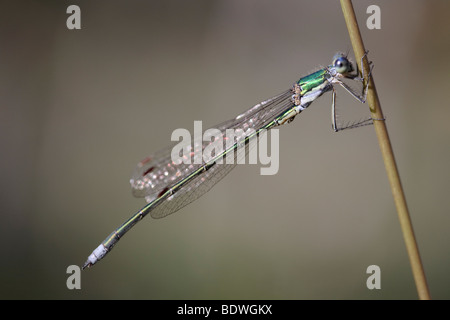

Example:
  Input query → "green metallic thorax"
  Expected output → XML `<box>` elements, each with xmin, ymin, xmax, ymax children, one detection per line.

<box><xmin>296</xmin><ymin>68</ymin><xmax>330</xmax><ymax>95</ymax></box>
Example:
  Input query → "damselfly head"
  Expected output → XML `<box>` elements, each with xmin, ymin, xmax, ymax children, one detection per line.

<box><xmin>332</xmin><ymin>53</ymin><xmax>354</xmax><ymax>75</ymax></box>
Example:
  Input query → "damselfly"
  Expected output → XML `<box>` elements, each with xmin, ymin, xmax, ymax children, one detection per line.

<box><xmin>83</xmin><ymin>52</ymin><xmax>373</xmax><ymax>269</ymax></box>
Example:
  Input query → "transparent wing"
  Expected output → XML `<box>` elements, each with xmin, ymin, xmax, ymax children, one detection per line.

<box><xmin>130</xmin><ymin>89</ymin><xmax>294</xmax><ymax>218</ymax></box>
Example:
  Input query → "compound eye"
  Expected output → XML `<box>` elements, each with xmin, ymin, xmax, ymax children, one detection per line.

<box><xmin>334</xmin><ymin>57</ymin><xmax>350</xmax><ymax>74</ymax></box>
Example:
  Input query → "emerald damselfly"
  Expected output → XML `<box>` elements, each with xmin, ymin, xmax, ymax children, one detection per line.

<box><xmin>83</xmin><ymin>52</ymin><xmax>373</xmax><ymax>269</ymax></box>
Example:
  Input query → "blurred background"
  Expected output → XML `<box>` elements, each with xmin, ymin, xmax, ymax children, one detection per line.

<box><xmin>1</xmin><ymin>0</ymin><xmax>449</xmax><ymax>299</ymax></box>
